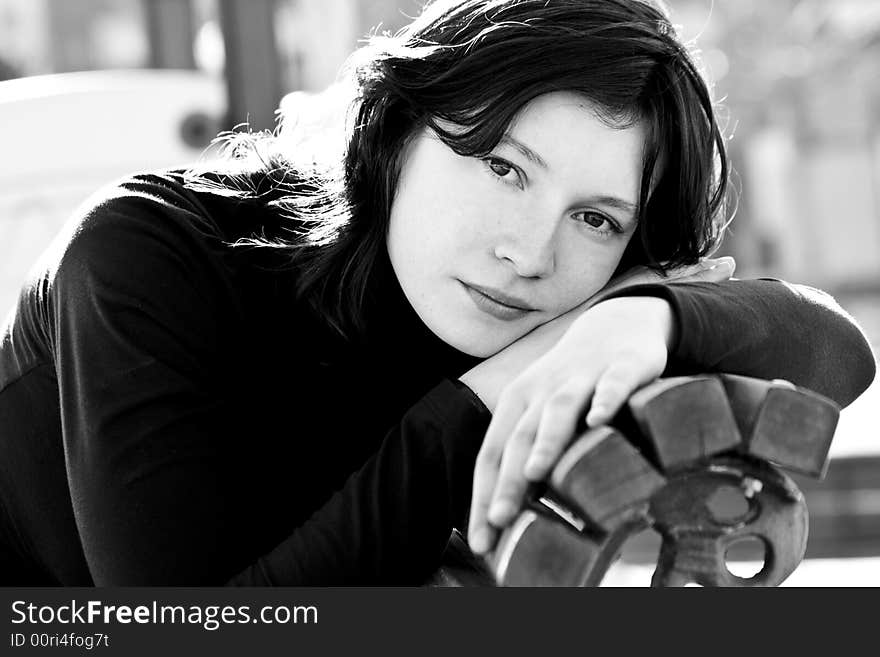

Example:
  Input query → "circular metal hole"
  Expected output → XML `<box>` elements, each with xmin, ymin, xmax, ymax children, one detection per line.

<box><xmin>706</xmin><ymin>485</ymin><xmax>749</xmax><ymax>524</ymax></box>
<box><xmin>725</xmin><ymin>536</ymin><xmax>766</xmax><ymax>579</ymax></box>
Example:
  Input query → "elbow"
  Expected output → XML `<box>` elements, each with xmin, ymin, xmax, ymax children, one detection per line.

<box><xmin>849</xmin><ymin>343</ymin><xmax>876</xmax><ymax>406</ymax></box>
<box><xmin>830</xmin><ymin>327</ymin><xmax>877</xmax><ymax>408</ymax></box>
<box><xmin>791</xmin><ymin>283</ymin><xmax>877</xmax><ymax>408</ymax></box>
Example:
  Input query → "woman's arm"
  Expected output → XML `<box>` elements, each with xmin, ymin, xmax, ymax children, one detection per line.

<box><xmin>611</xmin><ymin>279</ymin><xmax>876</xmax><ymax>407</ymax></box>
<box><xmin>462</xmin><ymin>276</ymin><xmax>876</xmax><ymax>553</ymax></box>
<box><xmin>462</xmin><ymin>279</ymin><xmax>876</xmax><ymax>414</ymax></box>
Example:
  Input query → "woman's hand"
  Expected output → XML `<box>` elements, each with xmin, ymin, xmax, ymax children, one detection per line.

<box><xmin>463</xmin><ymin>256</ymin><xmax>737</xmax><ymax>556</ymax></box>
<box><xmin>466</xmin><ymin>297</ymin><xmax>671</xmax><ymax>554</ymax></box>
<box><xmin>458</xmin><ymin>256</ymin><xmax>736</xmax><ymax>412</ymax></box>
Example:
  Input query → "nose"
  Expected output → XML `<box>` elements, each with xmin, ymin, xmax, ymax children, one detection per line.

<box><xmin>493</xmin><ymin>213</ymin><xmax>558</xmax><ymax>279</ymax></box>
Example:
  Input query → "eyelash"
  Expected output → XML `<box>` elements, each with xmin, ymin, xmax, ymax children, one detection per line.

<box><xmin>482</xmin><ymin>156</ymin><xmax>524</xmax><ymax>189</ymax></box>
<box><xmin>481</xmin><ymin>155</ymin><xmax>624</xmax><ymax>236</ymax></box>
<box><xmin>572</xmin><ymin>210</ymin><xmax>624</xmax><ymax>236</ymax></box>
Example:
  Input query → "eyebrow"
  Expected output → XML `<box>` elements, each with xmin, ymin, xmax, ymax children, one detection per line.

<box><xmin>499</xmin><ymin>134</ymin><xmax>639</xmax><ymax>221</ymax></box>
<box><xmin>589</xmin><ymin>195</ymin><xmax>639</xmax><ymax>219</ymax></box>
<box><xmin>498</xmin><ymin>134</ymin><xmax>548</xmax><ymax>169</ymax></box>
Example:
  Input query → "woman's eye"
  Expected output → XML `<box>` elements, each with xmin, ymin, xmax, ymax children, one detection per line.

<box><xmin>575</xmin><ymin>211</ymin><xmax>620</xmax><ymax>233</ymax></box>
<box><xmin>487</xmin><ymin>158</ymin><xmax>513</xmax><ymax>177</ymax></box>
<box><xmin>483</xmin><ymin>157</ymin><xmax>523</xmax><ymax>188</ymax></box>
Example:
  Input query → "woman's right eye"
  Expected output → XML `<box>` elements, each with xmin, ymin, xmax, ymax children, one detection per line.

<box><xmin>488</xmin><ymin>158</ymin><xmax>513</xmax><ymax>177</ymax></box>
<box><xmin>483</xmin><ymin>156</ymin><xmax>524</xmax><ymax>189</ymax></box>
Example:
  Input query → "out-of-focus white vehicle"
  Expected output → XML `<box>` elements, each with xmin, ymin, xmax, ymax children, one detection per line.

<box><xmin>0</xmin><ymin>69</ymin><xmax>225</xmax><ymax>314</ymax></box>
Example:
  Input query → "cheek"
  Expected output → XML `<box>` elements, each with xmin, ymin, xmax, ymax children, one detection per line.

<box><xmin>394</xmin><ymin>180</ymin><xmax>497</xmax><ymax>257</ymax></box>
<box><xmin>555</xmin><ymin>240</ymin><xmax>631</xmax><ymax>308</ymax></box>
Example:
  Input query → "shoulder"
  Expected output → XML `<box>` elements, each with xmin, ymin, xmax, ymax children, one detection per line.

<box><xmin>47</xmin><ymin>160</ymin><xmax>307</xmax><ymax>285</ymax></box>
<box><xmin>55</xmin><ymin>169</ymin><xmax>221</xmax><ymax>258</ymax></box>
<box><xmin>40</xmin><ymin>165</ymin><xmax>304</xmax><ymax>326</ymax></box>
<box><xmin>26</xmin><ymin>159</ymin><xmax>329</xmax><ymax>353</ymax></box>
<box><xmin>35</xmin><ymin>170</ymin><xmax>278</xmax><ymax>373</ymax></box>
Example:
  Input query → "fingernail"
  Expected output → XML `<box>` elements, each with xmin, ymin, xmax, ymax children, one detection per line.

<box><xmin>470</xmin><ymin>528</ymin><xmax>491</xmax><ymax>554</ymax></box>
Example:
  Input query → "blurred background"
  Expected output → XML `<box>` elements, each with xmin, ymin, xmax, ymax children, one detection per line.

<box><xmin>0</xmin><ymin>0</ymin><xmax>878</xmax><ymax>585</ymax></box>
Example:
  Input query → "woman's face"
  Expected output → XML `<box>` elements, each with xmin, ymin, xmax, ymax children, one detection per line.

<box><xmin>387</xmin><ymin>91</ymin><xmax>645</xmax><ymax>357</ymax></box>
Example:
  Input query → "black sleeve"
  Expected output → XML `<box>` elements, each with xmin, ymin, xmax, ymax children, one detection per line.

<box><xmin>52</xmin><ymin>180</ymin><xmax>251</xmax><ymax>585</ymax></box>
<box><xmin>603</xmin><ymin>279</ymin><xmax>876</xmax><ymax>407</ymax></box>
<box><xmin>51</xmin><ymin>178</ymin><xmax>491</xmax><ymax>585</ymax></box>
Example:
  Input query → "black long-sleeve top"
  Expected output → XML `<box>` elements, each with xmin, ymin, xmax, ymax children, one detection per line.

<box><xmin>0</xmin><ymin>169</ymin><xmax>874</xmax><ymax>585</ymax></box>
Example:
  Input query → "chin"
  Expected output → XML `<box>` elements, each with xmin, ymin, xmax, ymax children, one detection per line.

<box><xmin>433</xmin><ymin>323</ymin><xmax>515</xmax><ymax>358</ymax></box>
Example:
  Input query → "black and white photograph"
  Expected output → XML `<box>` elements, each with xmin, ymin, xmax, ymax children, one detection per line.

<box><xmin>0</xmin><ymin>0</ymin><xmax>878</xmax><ymax>598</ymax></box>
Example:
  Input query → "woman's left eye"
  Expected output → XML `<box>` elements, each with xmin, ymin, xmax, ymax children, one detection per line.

<box><xmin>573</xmin><ymin>211</ymin><xmax>621</xmax><ymax>234</ymax></box>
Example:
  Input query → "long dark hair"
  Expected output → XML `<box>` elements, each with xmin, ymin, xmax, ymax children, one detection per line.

<box><xmin>189</xmin><ymin>0</ymin><xmax>731</xmax><ymax>343</ymax></box>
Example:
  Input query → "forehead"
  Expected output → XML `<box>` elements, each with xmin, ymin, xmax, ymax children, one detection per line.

<box><xmin>505</xmin><ymin>91</ymin><xmax>646</xmax><ymax>192</ymax></box>
<box><xmin>507</xmin><ymin>91</ymin><xmax>644</xmax><ymax>159</ymax></box>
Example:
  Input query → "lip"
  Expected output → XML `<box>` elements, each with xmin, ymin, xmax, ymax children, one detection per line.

<box><xmin>460</xmin><ymin>281</ymin><xmax>536</xmax><ymax>321</ymax></box>
<box><xmin>462</xmin><ymin>282</ymin><xmax>537</xmax><ymax>310</ymax></box>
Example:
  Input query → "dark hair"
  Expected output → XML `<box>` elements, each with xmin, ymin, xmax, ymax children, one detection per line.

<box><xmin>193</xmin><ymin>0</ymin><xmax>731</xmax><ymax>343</ymax></box>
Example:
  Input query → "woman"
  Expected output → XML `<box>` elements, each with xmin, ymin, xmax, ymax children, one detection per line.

<box><xmin>0</xmin><ymin>0</ymin><xmax>874</xmax><ymax>585</ymax></box>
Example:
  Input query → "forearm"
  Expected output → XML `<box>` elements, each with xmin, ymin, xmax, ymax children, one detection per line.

<box><xmin>459</xmin><ymin>277</ymin><xmax>876</xmax><ymax>413</ymax></box>
<box><xmin>459</xmin><ymin>297</ymin><xmax>674</xmax><ymax>412</ymax></box>
<box><xmin>604</xmin><ymin>279</ymin><xmax>876</xmax><ymax>407</ymax></box>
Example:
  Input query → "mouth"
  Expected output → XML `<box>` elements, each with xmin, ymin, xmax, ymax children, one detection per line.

<box><xmin>461</xmin><ymin>282</ymin><xmax>537</xmax><ymax>311</ymax></box>
<box><xmin>460</xmin><ymin>281</ymin><xmax>537</xmax><ymax>321</ymax></box>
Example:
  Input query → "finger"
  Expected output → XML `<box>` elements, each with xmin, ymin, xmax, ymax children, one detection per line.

<box><xmin>586</xmin><ymin>358</ymin><xmax>649</xmax><ymax>427</ymax></box>
<box><xmin>606</xmin><ymin>264</ymin><xmax>664</xmax><ymax>289</ymax></box>
<box><xmin>668</xmin><ymin>261</ymin><xmax>713</xmax><ymax>278</ymax></box>
<box><xmin>468</xmin><ymin>447</ymin><xmax>501</xmax><ymax>555</ymax></box>
<box><xmin>468</xmin><ymin>392</ymin><xmax>527</xmax><ymax>554</ymax></box>
<box><xmin>706</xmin><ymin>256</ymin><xmax>736</xmax><ymax>278</ymax></box>
<box><xmin>665</xmin><ymin>258</ymin><xmax>722</xmax><ymax>280</ymax></box>
<box><xmin>676</xmin><ymin>256</ymin><xmax>736</xmax><ymax>283</ymax></box>
<box><xmin>523</xmin><ymin>375</ymin><xmax>594</xmax><ymax>481</ymax></box>
<box><xmin>486</xmin><ymin>401</ymin><xmax>544</xmax><ymax>528</ymax></box>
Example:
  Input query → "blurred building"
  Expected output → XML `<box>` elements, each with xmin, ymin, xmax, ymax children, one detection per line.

<box><xmin>672</xmin><ymin>0</ymin><xmax>880</xmax><ymax>297</ymax></box>
<box><xmin>0</xmin><ymin>0</ymin><xmax>148</xmax><ymax>74</ymax></box>
<box><xmin>0</xmin><ymin>0</ymin><xmax>418</xmax><ymax>118</ymax></box>
<box><xmin>0</xmin><ymin>0</ymin><xmax>50</xmax><ymax>77</ymax></box>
